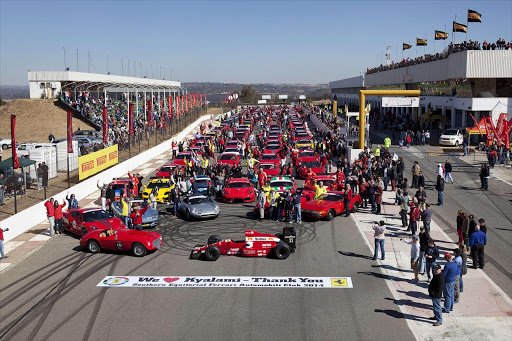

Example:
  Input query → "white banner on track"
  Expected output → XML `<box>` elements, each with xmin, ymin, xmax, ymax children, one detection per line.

<box><xmin>98</xmin><ymin>276</ymin><xmax>353</xmax><ymax>288</ymax></box>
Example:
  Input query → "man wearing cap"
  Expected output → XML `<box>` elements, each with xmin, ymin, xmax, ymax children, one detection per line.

<box><xmin>428</xmin><ymin>264</ymin><xmax>445</xmax><ymax>326</ymax></box>
<box><xmin>442</xmin><ymin>252</ymin><xmax>458</xmax><ymax>313</ymax></box>
<box><xmin>469</xmin><ymin>225</ymin><xmax>487</xmax><ymax>269</ymax></box>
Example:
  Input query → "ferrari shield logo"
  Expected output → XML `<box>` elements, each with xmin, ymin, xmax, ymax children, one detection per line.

<box><xmin>331</xmin><ymin>278</ymin><xmax>348</xmax><ymax>287</ymax></box>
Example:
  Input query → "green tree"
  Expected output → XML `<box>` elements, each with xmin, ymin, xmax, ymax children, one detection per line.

<box><xmin>240</xmin><ymin>86</ymin><xmax>260</xmax><ymax>103</ymax></box>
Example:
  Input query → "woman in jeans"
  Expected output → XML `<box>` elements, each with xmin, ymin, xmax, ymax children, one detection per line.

<box><xmin>53</xmin><ymin>200</ymin><xmax>66</xmax><ymax>235</ymax></box>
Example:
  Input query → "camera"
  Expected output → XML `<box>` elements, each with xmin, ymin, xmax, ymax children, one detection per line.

<box><xmin>3</xmin><ymin>228</ymin><xmax>9</xmax><ymax>232</ymax></box>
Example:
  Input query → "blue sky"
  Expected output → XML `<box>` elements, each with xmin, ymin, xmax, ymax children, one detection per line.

<box><xmin>0</xmin><ymin>1</ymin><xmax>510</xmax><ymax>85</ymax></box>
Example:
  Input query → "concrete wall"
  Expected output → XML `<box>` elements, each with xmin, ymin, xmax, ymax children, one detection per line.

<box><xmin>1</xmin><ymin>114</ymin><xmax>212</xmax><ymax>243</ymax></box>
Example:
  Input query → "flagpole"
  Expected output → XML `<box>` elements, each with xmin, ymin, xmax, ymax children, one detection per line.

<box><xmin>453</xmin><ymin>15</ymin><xmax>456</xmax><ymax>46</ymax></box>
<box><xmin>444</xmin><ymin>25</ymin><xmax>447</xmax><ymax>50</ymax></box>
<box><xmin>466</xmin><ymin>10</ymin><xmax>468</xmax><ymax>42</ymax></box>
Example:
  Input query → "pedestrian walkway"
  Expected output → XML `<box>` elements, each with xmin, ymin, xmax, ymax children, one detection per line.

<box><xmin>350</xmin><ymin>190</ymin><xmax>512</xmax><ymax>340</ymax></box>
<box><xmin>0</xmin><ymin>117</ymin><xmax>216</xmax><ymax>274</ymax></box>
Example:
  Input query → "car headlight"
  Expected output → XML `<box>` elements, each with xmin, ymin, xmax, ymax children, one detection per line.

<box><xmin>319</xmin><ymin>210</ymin><xmax>326</xmax><ymax>215</ymax></box>
<box><xmin>249</xmin><ymin>190</ymin><xmax>253</xmax><ymax>194</ymax></box>
<box><xmin>192</xmin><ymin>208</ymin><xmax>198</xmax><ymax>214</ymax></box>
<box><xmin>152</xmin><ymin>214</ymin><xmax>158</xmax><ymax>219</ymax></box>
<box><xmin>224</xmin><ymin>190</ymin><xmax>229</xmax><ymax>194</ymax></box>
<box><xmin>214</xmin><ymin>205</ymin><xmax>219</xmax><ymax>212</ymax></box>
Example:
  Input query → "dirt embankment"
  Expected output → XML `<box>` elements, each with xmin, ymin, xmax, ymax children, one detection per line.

<box><xmin>0</xmin><ymin>99</ymin><xmax>95</xmax><ymax>144</ymax></box>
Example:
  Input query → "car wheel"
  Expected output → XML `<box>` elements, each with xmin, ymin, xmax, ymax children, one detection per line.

<box><xmin>274</xmin><ymin>233</ymin><xmax>284</xmax><ymax>240</ymax></box>
<box><xmin>204</xmin><ymin>245</ymin><xmax>220</xmax><ymax>261</ymax></box>
<box><xmin>325</xmin><ymin>209</ymin><xmax>335</xmax><ymax>221</ymax></box>
<box><xmin>87</xmin><ymin>240</ymin><xmax>100</xmax><ymax>254</ymax></box>
<box><xmin>273</xmin><ymin>242</ymin><xmax>291</xmax><ymax>259</ymax></box>
<box><xmin>132</xmin><ymin>242</ymin><xmax>147</xmax><ymax>257</ymax></box>
<box><xmin>81</xmin><ymin>227</ymin><xmax>88</xmax><ymax>236</ymax></box>
<box><xmin>351</xmin><ymin>201</ymin><xmax>360</xmax><ymax>213</ymax></box>
<box><xmin>1</xmin><ymin>144</ymin><xmax>8</xmax><ymax>150</ymax></box>
<box><xmin>208</xmin><ymin>235</ymin><xmax>222</xmax><ymax>245</ymax></box>
<box><xmin>455</xmin><ymin>141</ymin><xmax>460</xmax><ymax>147</ymax></box>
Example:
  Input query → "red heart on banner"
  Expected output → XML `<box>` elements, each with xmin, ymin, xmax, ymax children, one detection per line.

<box><xmin>163</xmin><ymin>277</ymin><xmax>180</xmax><ymax>283</ymax></box>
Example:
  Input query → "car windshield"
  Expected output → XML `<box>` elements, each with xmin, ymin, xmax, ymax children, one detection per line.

<box><xmin>189</xmin><ymin>197</ymin><xmax>210</xmax><ymax>205</ymax></box>
<box><xmin>297</xmin><ymin>140</ymin><xmax>311</xmax><ymax>144</ymax></box>
<box><xmin>175</xmin><ymin>154</ymin><xmax>189</xmax><ymax>160</ymax></box>
<box><xmin>220</xmin><ymin>154</ymin><xmax>238</xmax><ymax>160</ymax></box>
<box><xmin>320</xmin><ymin>179</ymin><xmax>334</xmax><ymax>186</ymax></box>
<box><xmin>300</xmin><ymin>151</ymin><xmax>316</xmax><ymax>157</ymax></box>
<box><xmin>110</xmin><ymin>184</ymin><xmax>127</xmax><ymax>191</ymax></box>
<box><xmin>261</xmin><ymin>155</ymin><xmax>278</xmax><ymax>160</ymax></box>
<box><xmin>18</xmin><ymin>145</ymin><xmax>29</xmax><ymax>150</ymax></box>
<box><xmin>83</xmin><ymin>210</ymin><xmax>113</xmax><ymax>222</ymax></box>
<box><xmin>227</xmin><ymin>182</ymin><xmax>250</xmax><ymax>188</ymax></box>
<box><xmin>260</xmin><ymin>164</ymin><xmax>275</xmax><ymax>169</ymax></box>
<box><xmin>442</xmin><ymin>130</ymin><xmax>459</xmax><ymax>135</ymax></box>
<box><xmin>195</xmin><ymin>179</ymin><xmax>210</xmax><ymax>185</ymax></box>
<box><xmin>271</xmin><ymin>181</ymin><xmax>293</xmax><ymax>188</ymax></box>
<box><xmin>147</xmin><ymin>181</ymin><xmax>170</xmax><ymax>189</ymax></box>
<box><xmin>318</xmin><ymin>194</ymin><xmax>342</xmax><ymax>201</ymax></box>
<box><xmin>304</xmin><ymin>161</ymin><xmax>321</xmax><ymax>168</ymax></box>
<box><xmin>159</xmin><ymin>167</ymin><xmax>170</xmax><ymax>173</ymax></box>
<box><xmin>226</xmin><ymin>141</ymin><xmax>239</xmax><ymax>146</ymax></box>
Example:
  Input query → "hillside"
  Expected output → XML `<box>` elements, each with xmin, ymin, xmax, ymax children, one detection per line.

<box><xmin>0</xmin><ymin>99</ymin><xmax>96</xmax><ymax>145</ymax></box>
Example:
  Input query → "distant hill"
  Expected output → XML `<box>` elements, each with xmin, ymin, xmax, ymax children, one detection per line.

<box><xmin>0</xmin><ymin>85</ymin><xmax>30</xmax><ymax>100</ymax></box>
<box><xmin>182</xmin><ymin>82</ymin><xmax>329</xmax><ymax>101</ymax></box>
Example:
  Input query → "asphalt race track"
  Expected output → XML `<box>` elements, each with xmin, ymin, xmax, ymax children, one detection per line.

<box><xmin>0</xmin><ymin>175</ymin><xmax>414</xmax><ymax>341</ymax></box>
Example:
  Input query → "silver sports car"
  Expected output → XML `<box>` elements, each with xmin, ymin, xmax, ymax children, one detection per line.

<box><xmin>112</xmin><ymin>199</ymin><xmax>159</xmax><ymax>228</ymax></box>
<box><xmin>179</xmin><ymin>194</ymin><xmax>220</xmax><ymax>221</ymax></box>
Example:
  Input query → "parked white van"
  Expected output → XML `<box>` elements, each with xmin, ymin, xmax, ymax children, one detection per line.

<box><xmin>17</xmin><ymin>143</ymin><xmax>57</xmax><ymax>157</ymax></box>
<box><xmin>439</xmin><ymin>128</ymin><xmax>465</xmax><ymax>147</ymax></box>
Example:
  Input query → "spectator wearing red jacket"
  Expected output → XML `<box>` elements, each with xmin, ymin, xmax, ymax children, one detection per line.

<box><xmin>44</xmin><ymin>198</ymin><xmax>55</xmax><ymax>236</ymax></box>
<box><xmin>343</xmin><ymin>184</ymin><xmax>353</xmax><ymax>217</ymax></box>
<box><xmin>130</xmin><ymin>205</ymin><xmax>149</xmax><ymax>230</ymax></box>
<box><xmin>53</xmin><ymin>200</ymin><xmax>66</xmax><ymax>235</ymax></box>
<box><xmin>374</xmin><ymin>184</ymin><xmax>383</xmax><ymax>215</ymax></box>
<box><xmin>409</xmin><ymin>202</ymin><xmax>421</xmax><ymax>235</ymax></box>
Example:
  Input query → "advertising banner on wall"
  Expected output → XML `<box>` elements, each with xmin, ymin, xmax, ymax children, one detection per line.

<box><xmin>79</xmin><ymin>145</ymin><xmax>119</xmax><ymax>181</ymax></box>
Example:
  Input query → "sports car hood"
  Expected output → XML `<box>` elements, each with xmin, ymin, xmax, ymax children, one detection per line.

<box><xmin>86</xmin><ymin>219</ymin><xmax>123</xmax><ymax>229</ymax></box>
<box><xmin>302</xmin><ymin>200</ymin><xmax>332</xmax><ymax>210</ymax></box>
<box><xmin>191</xmin><ymin>203</ymin><xmax>217</xmax><ymax>212</ymax></box>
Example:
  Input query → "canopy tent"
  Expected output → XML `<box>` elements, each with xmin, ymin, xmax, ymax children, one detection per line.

<box><xmin>466</xmin><ymin>118</ymin><xmax>492</xmax><ymax>135</ymax></box>
<box><xmin>0</xmin><ymin>157</ymin><xmax>37</xmax><ymax>198</ymax></box>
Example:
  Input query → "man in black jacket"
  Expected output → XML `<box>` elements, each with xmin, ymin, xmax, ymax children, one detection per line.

<box><xmin>428</xmin><ymin>264</ymin><xmax>445</xmax><ymax>326</ymax></box>
<box><xmin>436</xmin><ymin>175</ymin><xmax>445</xmax><ymax>206</ymax></box>
<box><xmin>444</xmin><ymin>160</ymin><xmax>454</xmax><ymax>183</ymax></box>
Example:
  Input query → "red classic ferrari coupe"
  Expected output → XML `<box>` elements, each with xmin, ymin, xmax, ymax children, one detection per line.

<box><xmin>80</xmin><ymin>228</ymin><xmax>163</xmax><ymax>257</ymax></box>
<box><xmin>301</xmin><ymin>191</ymin><xmax>362</xmax><ymax>220</ymax></box>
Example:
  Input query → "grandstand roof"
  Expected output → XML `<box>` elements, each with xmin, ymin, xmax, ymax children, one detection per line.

<box><xmin>27</xmin><ymin>71</ymin><xmax>182</xmax><ymax>90</ymax></box>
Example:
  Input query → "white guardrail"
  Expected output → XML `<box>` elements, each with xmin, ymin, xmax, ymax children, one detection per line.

<box><xmin>1</xmin><ymin>114</ymin><xmax>215</xmax><ymax>243</ymax></box>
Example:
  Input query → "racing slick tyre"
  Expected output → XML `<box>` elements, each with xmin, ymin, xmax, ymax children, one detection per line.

<box><xmin>132</xmin><ymin>243</ymin><xmax>147</xmax><ymax>257</ymax></box>
<box><xmin>273</xmin><ymin>242</ymin><xmax>291</xmax><ymax>260</ymax></box>
<box><xmin>208</xmin><ymin>235</ymin><xmax>222</xmax><ymax>245</ymax></box>
<box><xmin>351</xmin><ymin>202</ymin><xmax>360</xmax><ymax>213</ymax></box>
<box><xmin>87</xmin><ymin>240</ymin><xmax>100</xmax><ymax>254</ymax></box>
<box><xmin>325</xmin><ymin>209</ymin><xmax>335</xmax><ymax>221</ymax></box>
<box><xmin>204</xmin><ymin>245</ymin><xmax>220</xmax><ymax>261</ymax></box>
<box><xmin>82</xmin><ymin>227</ymin><xmax>88</xmax><ymax>236</ymax></box>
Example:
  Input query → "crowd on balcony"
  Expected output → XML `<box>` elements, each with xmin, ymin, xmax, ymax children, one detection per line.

<box><xmin>366</xmin><ymin>39</ymin><xmax>511</xmax><ymax>75</ymax></box>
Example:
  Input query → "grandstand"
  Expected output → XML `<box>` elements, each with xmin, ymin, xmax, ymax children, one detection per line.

<box><xmin>330</xmin><ymin>47</ymin><xmax>512</xmax><ymax>136</ymax></box>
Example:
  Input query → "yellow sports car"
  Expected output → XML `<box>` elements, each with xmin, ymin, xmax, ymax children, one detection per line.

<box><xmin>142</xmin><ymin>178</ymin><xmax>175</xmax><ymax>203</ymax></box>
<box><xmin>296</xmin><ymin>139</ymin><xmax>314</xmax><ymax>149</ymax></box>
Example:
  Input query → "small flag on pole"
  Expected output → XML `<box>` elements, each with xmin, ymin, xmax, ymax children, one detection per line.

<box><xmin>403</xmin><ymin>43</ymin><xmax>412</xmax><ymax>50</ymax></box>
<box><xmin>416</xmin><ymin>38</ymin><xmax>427</xmax><ymax>46</ymax></box>
<box><xmin>468</xmin><ymin>9</ymin><xmax>482</xmax><ymax>23</ymax></box>
<box><xmin>435</xmin><ymin>30</ymin><xmax>449</xmax><ymax>40</ymax></box>
<box><xmin>453</xmin><ymin>21</ymin><xmax>467</xmax><ymax>33</ymax></box>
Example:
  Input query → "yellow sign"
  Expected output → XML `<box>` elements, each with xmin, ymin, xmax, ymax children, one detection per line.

<box><xmin>331</xmin><ymin>278</ymin><xmax>348</xmax><ymax>287</ymax></box>
<box><xmin>79</xmin><ymin>145</ymin><xmax>119</xmax><ymax>181</ymax></box>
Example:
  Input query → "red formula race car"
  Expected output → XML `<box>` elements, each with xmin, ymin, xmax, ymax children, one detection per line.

<box><xmin>190</xmin><ymin>230</ymin><xmax>294</xmax><ymax>261</ymax></box>
<box><xmin>80</xmin><ymin>228</ymin><xmax>163</xmax><ymax>257</ymax></box>
<box><xmin>63</xmin><ymin>208</ymin><xmax>125</xmax><ymax>236</ymax></box>
<box><xmin>223</xmin><ymin>178</ymin><xmax>256</xmax><ymax>203</ymax></box>
<box><xmin>301</xmin><ymin>191</ymin><xmax>362</xmax><ymax>221</ymax></box>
